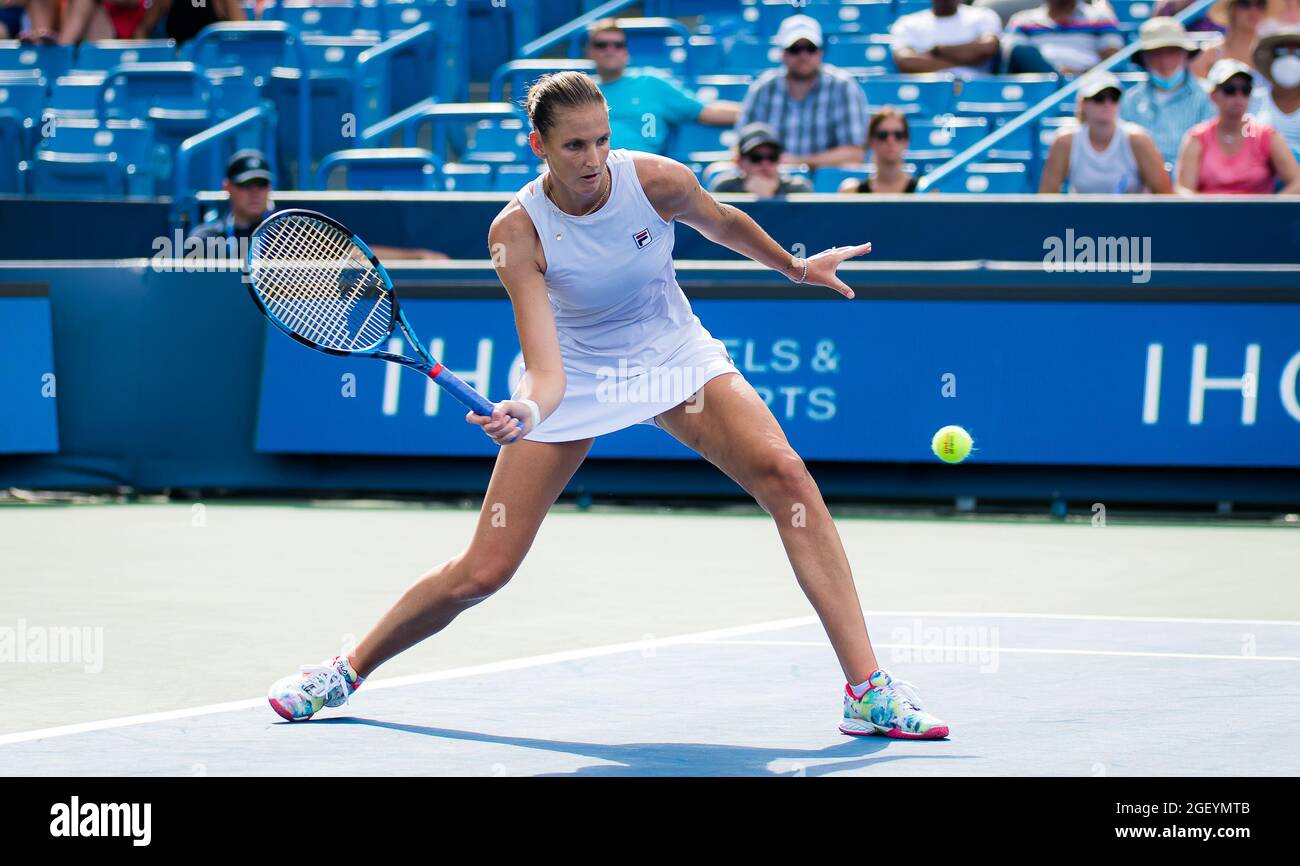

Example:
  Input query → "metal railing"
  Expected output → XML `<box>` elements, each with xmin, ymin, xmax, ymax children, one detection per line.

<box><xmin>173</xmin><ymin>103</ymin><xmax>277</xmax><ymax>226</ymax></box>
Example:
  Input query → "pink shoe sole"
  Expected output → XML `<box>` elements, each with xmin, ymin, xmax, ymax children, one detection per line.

<box><xmin>839</xmin><ymin>724</ymin><xmax>950</xmax><ymax>740</ymax></box>
<box><xmin>268</xmin><ymin>697</ymin><xmax>311</xmax><ymax>722</ymax></box>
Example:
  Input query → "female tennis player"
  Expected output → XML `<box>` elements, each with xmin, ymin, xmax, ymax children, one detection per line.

<box><xmin>268</xmin><ymin>71</ymin><xmax>949</xmax><ymax>740</ymax></box>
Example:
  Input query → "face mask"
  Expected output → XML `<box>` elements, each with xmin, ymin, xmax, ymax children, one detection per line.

<box><xmin>1149</xmin><ymin>67</ymin><xmax>1187</xmax><ymax>90</ymax></box>
<box><xmin>1272</xmin><ymin>55</ymin><xmax>1300</xmax><ymax>89</ymax></box>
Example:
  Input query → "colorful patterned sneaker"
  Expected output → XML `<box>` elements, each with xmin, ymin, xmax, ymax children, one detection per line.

<box><xmin>839</xmin><ymin>669</ymin><xmax>949</xmax><ymax>739</ymax></box>
<box><xmin>267</xmin><ymin>655</ymin><xmax>364</xmax><ymax>722</ymax></box>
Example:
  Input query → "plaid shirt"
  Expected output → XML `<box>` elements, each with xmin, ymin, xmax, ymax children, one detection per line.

<box><xmin>1119</xmin><ymin>78</ymin><xmax>1215</xmax><ymax>167</ymax></box>
<box><xmin>737</xmin><ymin>64</ymin><xmax>870</xmax><ymax>156</ymax></box>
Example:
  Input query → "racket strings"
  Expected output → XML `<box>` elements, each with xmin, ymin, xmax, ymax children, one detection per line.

<box><xmin>249</xmin><ymin>215</ymin><xmax>393</xmax><ymax>351</ymax></box>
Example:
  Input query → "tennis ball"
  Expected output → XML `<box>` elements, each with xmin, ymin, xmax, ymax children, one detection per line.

<box><xmin>931</xmin><ymin>425</ymin><xmax>973</xmax><ymax>464</ymax></box>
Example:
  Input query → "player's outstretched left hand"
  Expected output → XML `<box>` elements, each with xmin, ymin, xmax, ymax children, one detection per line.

<box><xmin>802</xmin><ymin>242</ymin><xmax>871</xmax><ymax>299</ymax></box>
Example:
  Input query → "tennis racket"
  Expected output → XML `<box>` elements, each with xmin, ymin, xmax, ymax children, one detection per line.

<box><xmin>244</xmin><ymin>208</ymin><xmax>520</xmax><ymax>433</ymax></box>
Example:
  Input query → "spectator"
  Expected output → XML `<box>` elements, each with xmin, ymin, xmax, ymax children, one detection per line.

<box><xmin>1261</xmin><ymin>0</ymin><xmax>1300</xmax><ymax>34</ymax></box>
<box><xmin>1175</xmin><ymin>59</ymin><xmax>1300</xmax><ymax>192</ymax></box>
<box><xmin>588</xmin><ymin>19</ymin><xmax>740</xmax><ymax>155</ymax></box>
<box><xmin>189</xmin><ymin>149</ymin><xmax>274</xmax><ymax>244</ymax></box>
<box><xmin>737</xmin><ymin>14</ymin><xmax>871</xmax><ymax>168</ymax></box>
<box><xmin>1003</xmin><ymin>0</ymin><xmax>1124</xmax><ymax>75</ymax></box>
<box><xmin>1192</xmin><ymin>0</ymin><xmax>1269</xmax><ymax>83</ymax></box>
<box><xmin>1039</xmin><ymin>71</ymin><xmax>1172</xmax><ymax>192</ymax></box>
<box><xmin>839</xmin><ymin>108</ymin><xmax>920</xmax><ymax>193</ymax></box>
<box><xmin>1119</xmin><ymin>17</ymin><xmax>1216</xmax><ymax>168</ymax></box>
<box><xmin>190</xmin><ymin>150</ymin><xmax>448</xmax><ymax>259</ymax></box>
<box><xmin>132</xmin><ymin>0</ymin><xmax>245</xmax><ymax>44</ymax></box>
<box><xmin>1251</xmin><ymin>27</ymin><xmax>1300</xmax><ymax>156</ymax></box>
<box><xmin>708</xmin><ymin>122</ymin><xmax>814</xmax><ymax>196</ymax></box>
<box><xmin>890</xmin><ymin>0</ymin><xmax>1002</xmax><ymax>77</ymax></box>
<box><xmin>1153</xmin><ymin>0</ymin><xmax>1228</xmax><ymax>34</ymax></box>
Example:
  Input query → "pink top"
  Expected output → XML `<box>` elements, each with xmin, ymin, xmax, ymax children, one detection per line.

<box><xmin>1190</xmin><ymin>117</ymin><xmax>1278</xmax><ymax>194</ymax></box>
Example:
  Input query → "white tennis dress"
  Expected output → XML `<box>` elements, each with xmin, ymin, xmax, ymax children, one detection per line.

<box><xmin>513</xmin><ymin>148</ymin><xmax>740</xmax><ymax>443</ymax></box>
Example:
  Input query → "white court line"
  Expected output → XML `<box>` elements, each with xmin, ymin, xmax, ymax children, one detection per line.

<box><xmin>2</xmin><ymin>609</ymin><xmax>1295</xmax><ymax>747</ymax></box>
<box><xmin>862</xmin><ymin>610</ymin><xmax>1300</xmax><ymax>627</ymax></box>
<box><xmin>0</xmin><ymin>615</ymin><xmax>818</xmax><ymax>748</ymax></box>
<box><xmin>699</xmin><ymin>640</ymin><xmax>1300</xmax><ymax>663</ymax></box>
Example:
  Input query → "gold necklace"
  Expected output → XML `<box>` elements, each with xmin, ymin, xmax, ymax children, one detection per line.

<box><xmin>546</xmin><ymin>167</ymin><xmax>609</xmax><ymax>217</ymax></box>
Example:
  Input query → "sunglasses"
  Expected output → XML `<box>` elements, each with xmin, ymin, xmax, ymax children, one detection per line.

<box><xmin>1218</xmin><ymin>82</ymin><xmax>1253</xmax><ymax>96</ymax></box>
<box><xmin>785</xmin><ymin>42</ymin><xmax>819</xmax><ymax>55</ymax></box>
<box><xmin>745</xmin><ymin>149</ymin><xmax>781</xmax><ymax>163</ymax></box>
<box><xmin>1086</xmin><ymin>89</ymin><xmax>1122</xmax><ymax>103</ymax></box>
<box><xmin>236</xmin><ymin>179</ymin><xmax>270</xmax><ymax>189</ymax></box>
<box><xmin>1232</xmin><ymin>0</ymin><xmax>1267</xmax><ymax>8</ymax></box>
<box><xmin>591</xmin><ymin>39</ymin><xmax>626</xmax><ymax>50</ymax></box>
<box><xmin>872</xmin><ymin>129</ymin><xmax>907</xmax><ymax>142</ymax></box>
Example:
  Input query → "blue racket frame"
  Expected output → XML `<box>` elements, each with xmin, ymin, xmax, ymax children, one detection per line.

<box><xmin>245</xmin><ymin>208</ymin><xmax>516</xmax><ymax>428</ymax></box>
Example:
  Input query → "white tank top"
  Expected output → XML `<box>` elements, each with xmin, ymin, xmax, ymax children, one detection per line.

<box><xmin>516</xmin><ymin>148</ymin><xmax>698</xmax><ymax>376</ymax></box>
<box><xmin>1068</xmin><ymin>122</ymin><xmax>1143</xmax><ymax>194</ymax></box>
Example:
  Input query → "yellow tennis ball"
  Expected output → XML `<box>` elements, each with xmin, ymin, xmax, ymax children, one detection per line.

<box><xmin>931</xmin><ymin>425</ymin><xmax>973</xmax><ymax>464</ymax></box>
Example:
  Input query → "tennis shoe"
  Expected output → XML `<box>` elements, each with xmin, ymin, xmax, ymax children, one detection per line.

<box><xmin>839</xmin><ymin>669</ymin><xmax>949</xmax><ymax>739</ymax></box>
<box><xmin>267</xmin><ymin>655</ymin><xmax>363</xmax><ymax>722</ymax></box>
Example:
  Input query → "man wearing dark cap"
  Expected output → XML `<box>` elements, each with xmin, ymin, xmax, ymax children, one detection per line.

<box><xmin>709</xmin><ymin>122</ymin><xmax>814</xmax><ymax>196</ymax></box>
<box><xmin>189</xmin><ymin>149</ymin><xmax>273</xmax><ymax>243</ymax></box>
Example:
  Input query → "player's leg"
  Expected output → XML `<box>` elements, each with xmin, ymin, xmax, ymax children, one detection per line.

<box><xmin>653</xmin><ymin>372</ymin><xmax>948</xmax><ymax>738</ymax></box>
<box><xmin>654</xmin><ymin>372</ymin><xmax>877</xmax><ymax>682</ymax></box>
<box><xmin>268</xmin><ymin>435</ymin><xmax>593</xmax><ymax>721</ymax></box>
<box><xmin>351</xmin><ymin>435</ymin><xmax>595</xmax><ymax>676</ymax></box>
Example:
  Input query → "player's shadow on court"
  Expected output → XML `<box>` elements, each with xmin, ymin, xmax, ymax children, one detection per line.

<box><xmin>314</xmin><ymin>717</ymin><xmax>969</xmax><ymax>777</ymax></box>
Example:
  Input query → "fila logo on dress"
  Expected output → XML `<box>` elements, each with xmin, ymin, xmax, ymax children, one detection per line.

<box><xmin>633</xmin><ymin>227</ymin><xmax>652</xmax><ymax>249</ymax></box>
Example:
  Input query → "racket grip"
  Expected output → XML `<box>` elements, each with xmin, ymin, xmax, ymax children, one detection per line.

<box><xmin>431</xmin><ymin>367</ymin><xmax>524</xmax><ymax>431</ymax></box>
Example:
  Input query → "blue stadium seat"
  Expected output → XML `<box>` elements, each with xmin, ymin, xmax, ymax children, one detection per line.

<box><xmin>909</xmin><ymin>116</ymin><xmax>989</xmax><ymax>153</ymax></box>
<box><xmin>811</xmin><ymin>1</ymin><xmax>898</xmax><ymax>37</ymax></box>
<box><xmin>74</xmin><ymin>40</ymin><xmax>177</xmax><ymax>72</ymax></box>
<box><xmin>668</xmin><ymin>122</ymin><xmax>740</xmax><ymax>161</ymax></box>
<box><xmin>440</xmin><ymin>161</ymin><xmax>492</xmax><ymax>191</ymax></box>
<box><xmin>955</xmin><ymin>74</ymin><xmax>1060</xmax><ymax>122</ymax></box>
<box><xmin>317</xmin><ymin>147</ymin><xmax>439</xmax><ymax>190</ymax></box>
<box><xmin>721</xmin><ymin>37</ymin><xmax>781</xmax><ymax>75</ymax></box>
<box><xmin>98</xmin><ymin>63</ymin><xmax>214</xmax><ymax>184</ymax></box>
<box><xmin>1111</xmin><ymin>0</ymin><xmax>1156</xmax><ymax>24</ymax></box>
<box><xmin>267</xmin><ymin>2</ymin><xmax>361</xmax><ymax>36</ymax></box>
<box><xmin>862</xmin><ymin>74</ymin><xmax>956</xmax><ymax>116</ymax></box>
<box><xmin>985</xmin><ymin>121</ymin><xmax>1037</xmax><ymax>162</ymax></box>
<box><xmin>300</xmin><ymin>33</ymin><xmax>378</xmax><ymax>70</ymax></box>
<box><xmin>182</xmin><ymin>22</ymin><xmax>302</xmax><ymax>87</ymax></box>
<box><xmin>825</xmin><ymin>35</ymin><xmax>896</xmax><ymax>73</ymax></box>
<box><xmin>684</xmin><ymin>36</ymin><xmax>724</xmax><ymax>77</ymax></box>
<box><xmin>746</xmin><ymin>0</ymin><xmax>894</xmax><ymax>37</ymax></box>
<box><xmin>31</xmin><ymin>117</ymin><xmax>157</xmax><ymax>196</ymax></box>
<box><xmin>931</xmin><ymin>161</ymin><xmax>1032</xmax><ymax>194</ymax></box>
<box><xmin>464</xmin><ymin>117</ymin><xmax>533</xmax><ymax>164</ymax></box>
<box><xmin>267</xmin><ymin>35</ymin><xmax>380</xmax><ymax>164</ymax></box>
<box><xmin>47</xmin><ymin>73</ymin><xmax>109</xmax><ymax>120</ymax></box>
<box><xmin>689</xmin><ymin>75</ymin><xmax>754</xmax><ymax>104</ymax></box>
<box><xmin>813</xmin><ymin>164</ymin><xmax>871</xmax><ymax>193</ymax></box>
<box><xmin>0</xmin><ymin>69</ymin><xmax>47</xmax><ymax>157</ymax></box>
<box><xmin>0</xmin><ymin>42</ymin><xmax>72</xmax><ymax>79</ymax></box>
<box><xmin>492</xmin><ymin>162</ymin><xmax>543</xmax><ymax>192</ymax></box>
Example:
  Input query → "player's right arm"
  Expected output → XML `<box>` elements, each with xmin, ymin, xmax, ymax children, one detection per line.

<box><xmin>480</xmin><ymin>203</ymin><xmax>567</xmax><ymax>442</ymax></box>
